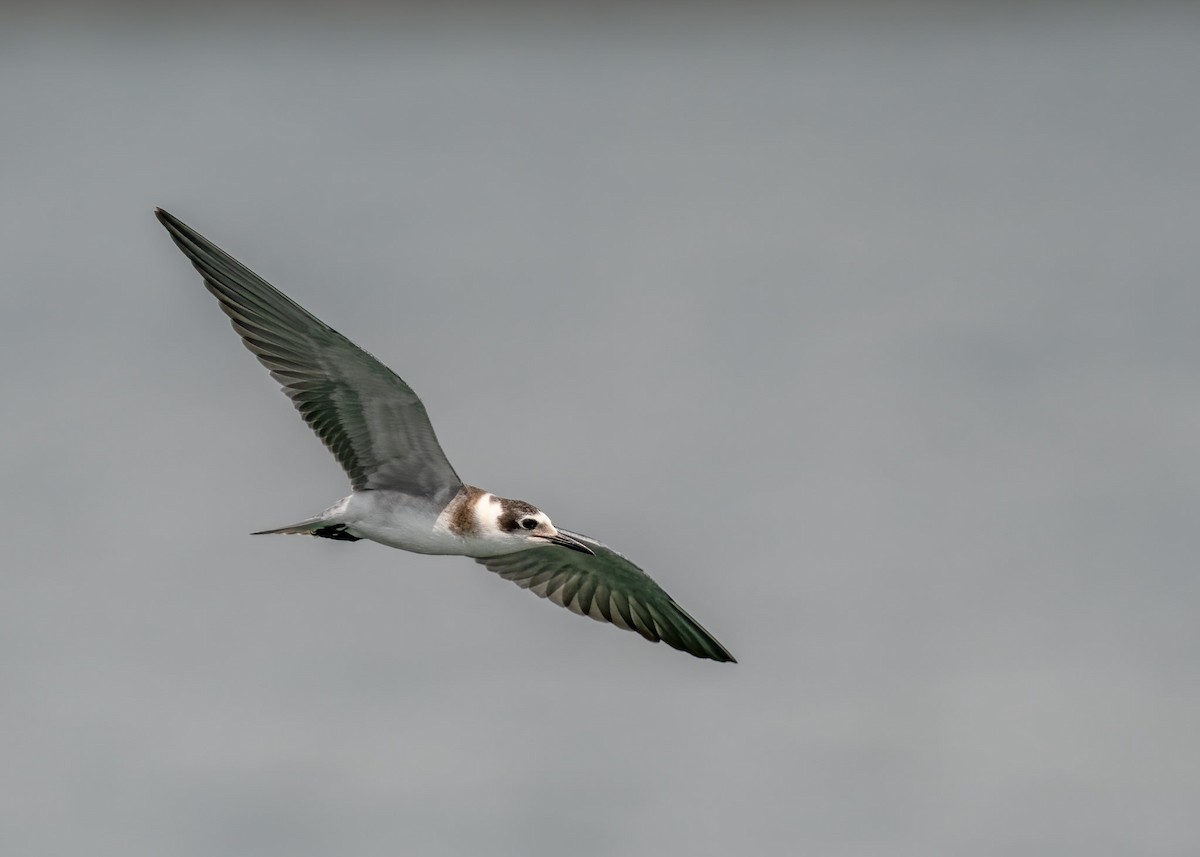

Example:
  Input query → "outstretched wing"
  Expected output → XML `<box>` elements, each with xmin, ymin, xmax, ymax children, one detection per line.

<box><xmin>476</xmin><ymin>529</ymin><xmax>735</xmax><ymax>662</ymax></box>
<box><xmin>157</xmin><ymin>209</ymin><xmax>463</xmax><ymax>503</ymax></box>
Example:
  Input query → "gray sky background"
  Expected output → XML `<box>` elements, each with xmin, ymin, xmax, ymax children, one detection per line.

<box><xmin>2</xmin><ymin>4</ymin><xmax>1198</xmax><ymax>855</ymax></box>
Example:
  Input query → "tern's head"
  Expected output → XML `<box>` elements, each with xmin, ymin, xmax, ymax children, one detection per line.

<box><xmin>455</xmin><ymin>489</ymin><xmax>593</xmax><ymax>556</ymax></box>
<box><xmin>495</xmin><ymin>497</ymin><xmax>594</xmax><ymax>555</ymax></box>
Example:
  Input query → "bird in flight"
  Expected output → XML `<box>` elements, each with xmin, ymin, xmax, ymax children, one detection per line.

<box><xmin>156</xmin><ymin>209</ymin><xmax>735</xmax><ymax>662</ymax></box>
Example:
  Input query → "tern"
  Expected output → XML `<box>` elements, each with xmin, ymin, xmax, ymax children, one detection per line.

<box><xmin>156</xmin><ymin>209</ymin><xmax>735</xmax><ymax>662</ymax></box>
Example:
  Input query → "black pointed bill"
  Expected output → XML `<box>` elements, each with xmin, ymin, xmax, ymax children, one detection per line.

<box><xmin>539</xmin><ymin>531</ymin><xmax>595</xmax><ymax>555</ymax></box>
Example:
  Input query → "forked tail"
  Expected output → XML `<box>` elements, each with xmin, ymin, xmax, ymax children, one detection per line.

<box><xmin>252</xmin><ymin>519</ymin><xmax>361</xmax><ymax>541</ymax></box>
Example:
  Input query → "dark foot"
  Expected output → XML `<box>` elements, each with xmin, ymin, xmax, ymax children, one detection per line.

<box><xmin>312</xmin><ymin>524</ymin><xmax>361</xmax><ymax>541</ymax></box>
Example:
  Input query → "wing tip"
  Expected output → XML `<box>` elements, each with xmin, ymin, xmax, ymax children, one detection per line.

<box><xmin>682</xmin><ymin>635</ymin><xmax>737</xmax><ymax>663</ymax></box>
<box><xmin>154</xmin><ymin>206</ymin><xmax>198</xmax><ymax>249</ymax></box>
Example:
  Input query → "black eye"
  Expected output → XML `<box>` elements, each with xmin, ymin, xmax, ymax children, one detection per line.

<box><xmin>520</xmin><ymin>518</ymin><xmax>538</xmax><ymax>530</ymax></box>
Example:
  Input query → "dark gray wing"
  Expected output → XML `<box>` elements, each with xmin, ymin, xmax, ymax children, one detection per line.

<box><xmin>476</xmin><ymin>529</ymin><xmax>735</xmax><ymax>662</ymax></box>
<box><xmin>157</xmin><ymin>208</ymin><xmax>463</xmax><ymax>502</ymax></box>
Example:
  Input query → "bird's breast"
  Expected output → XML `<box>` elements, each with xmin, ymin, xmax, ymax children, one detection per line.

<box><xmin>339</xmin><ymin>490</ymin><xmax>466</xmax><ymax>555</ymax></box>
